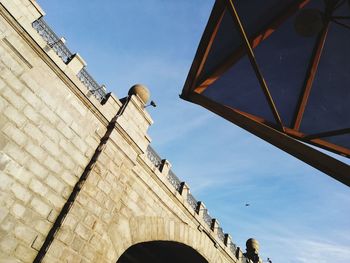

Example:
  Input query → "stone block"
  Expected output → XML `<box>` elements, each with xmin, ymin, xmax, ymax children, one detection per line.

<box><xmin>5</xmin><ymin>162</ymin><xmax>31</xmax><ymax>188</ymax></box>
<box><xmin>57</xmin><ymin>228</ymin><xmax>74</xmax><ymax>246</ymax></box>
<box><xmin>32</xmin><ymin>219</ymin><xmax>51</xmax><ymax>236</ymax></box>
<box><xmin>44</xmin><ymin>155</ymin><xmax>62</xmax><ymax>173</ymax></box>
<box><xmin>46</xmin><ymin>191</ymin><xmax>65</xmax><ymax>209</ymax></box>
<box><xmin>0</xmin><ymin>96</ymin><xmax>7</xmax><ymax>112</ymax></box>
<box><xmin>39</xmin><ymin>106</ymin><xmax>59</xmax><ymax>125</ymax></box>
<box><xmin>71</xmin><ymin>136</ymin><xmax>88</xmax><ymax>155</ymax></box>
<box><xmin>2</xmin><ymin>123</ymin><xmax>27</xmax><ymax>147</ymax></box>
<box><xmin>30</xmin><ymin>197</ymin><xmax>51</xmax><ymax>217</ymax></box>
<box><xmin>45</xmin><ymin>175</ymin><xmax>65</xmax><ymax>193</ymax></box>
<box><xmin>57</xmin><ymin>122</ymin><xmax>74</xmax><ymax>140</ymax></box>
<box><xmin>3</xmin><ymin>105</ymin><xmax>26</xmax><ymax>128</ymax></box>
<box><xmin>83</xmin><ymin>214</ymin><xmax>96</xmax><ymax>229</ymax></box>
<box><xmin>11</xmin><ymin>203</ymin><xmax>26</xmax><ymax>219</ymax></box>
<box><xmin>81</xmin><ymin>244</ymin><xmax>96</xmax><ymax>261</ymax></box>
<box><xmin>0</xmin><ymin>236</ymin><xmax>18</xmax><ymax>255</ymax></box>
<box><xmin>29</xmin><ymin>178</ymin><xmax>48</xmax><ymax>196</ymax></box>
<box><xmin>24</xmin><ymin>144</ymin><xmax>47</xmax><ymax>164</ymax></box>
<box><xmin>11</xmin><ymin>183</ymin><xmax>31</xmax><ymax>203</ymax></box>
<box><xmin>2</xmin><ymin>88</ymin><xmax>26</xmax><ymax>110</ymax></box>
<box><xmin>75</xmin><ymin>223</ymin><xmax>90</xmax><ymax>241</ymax></box>
<box><xmin>20</xmin><ymin>88</ymin><xmax>41</xmax><ymax>110</ymax></box>
<box><xmin>31</xmin><ymin>234</ymin><xmax>44</xmax><ymax>251</ymax></box>
<box><xmin>27</xmin><ymin>159</ymin><xmax>49</xmax><ymax>179</ymax></box>
<box><xmin>66</xmin><ymin>53</ymin><xmax>86</xmax><ymax>75</ymax></box>
<box><xmin>59</xmin><ymin>248</ymin><xmax>81</xmax><ymax>263</ymax></box>
<box><xmin>63</xmin><ymin>214</ymin><xmax>78</xmax><ymax>231</ymax></box>
<box><xmin>56</xmin><ymin>107</ymin><xmax>74</xmax><ymax>126</ymax></box>
<box><xmin>23</xmin><ymin>104</ymin><xmax>40</xmax><ymax>124</ymax></box>
<box><xmin>23</xmin><ymin>122</ymin><xmax>44</xmax><ymax>143</ymax></box>
<box><xmin>71</xmin><ymin>235</ymin><xmax>84</xmax><ymax>252</ymax></box>
<box><xmin>36</xmin><ymin>89</ymin><xmax>58</xmax><ymax>112</ymax></box>
<box><xmin>14</xmin><ymin>224</ymin><xmax>37</xmax><ymax>245</ymax></box>
<box><xmin>97</xmin><ymin>180</ymin><xmax>111</xmax><ymax>195</ymax></box>
<box><xmin>61</xmin><ymin>171</ymin><xmax>78</xmax><ymax>187</ymax></box>
<box><xmin>0</xmin><ymin>206</ymin><xmax>9</xmax><ymax>224</ymax></box>
<box><xmin>46</xmin><ymin>240</ymin><xmax>64</xmax><ymax>259</ymax></box>
<box><xmin>41</xmin><ymin>139</ymin><xmax>60</xmax><ymax>157</ymax></box>
<box><xmin>0</xmin><ymin>214</ymin><xmax>15</xmax><ymax>233</ymax></box>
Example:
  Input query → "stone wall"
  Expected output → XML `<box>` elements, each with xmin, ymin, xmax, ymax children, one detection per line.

<box><xmin>0</xmin><ymin>1</ymin><xmax>244</xmax><ymax>263</ymax></box>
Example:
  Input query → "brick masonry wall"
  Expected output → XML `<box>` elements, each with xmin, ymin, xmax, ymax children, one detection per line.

<box><xmin>0</xmin><ymin>1</ymin><xmax>107</xmax><ymax>262</ymax></box>
<box><xmin>0</xmin><ymin>1</ymin><xmax>241</xmax><ymax>263</ymax></box>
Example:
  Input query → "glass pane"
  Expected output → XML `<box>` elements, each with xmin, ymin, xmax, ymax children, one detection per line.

<box><xmin>202</xmin><ymin>9</ymin><xmax>242</xmax><ymax>77</ymax></box>
<box><xmin>254</xmin><ymin>0</ymin><xmax>323</xmax><ymax>127</ymax></box>
<box><xmin>300</xmin><ymin>21</ymin><xmax>350</xmax><ymax>134</ymax></box>
<box><xmin>235</xmin><ymin>0</ymin><xmax>295</xmax><ymax>38</ymax></box>
<box><xmin>202</xmin><ymin>56</ymin><xmax>276</xmax><ymax>124</ymax></box>
<box><xmin>201</xmin><ymin>0</ymin><xmax>296</xmax><ymax>79</ymax></box>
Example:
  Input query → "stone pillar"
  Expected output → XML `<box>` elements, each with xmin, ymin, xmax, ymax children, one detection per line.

<box><xmin>160</xmin><ymin>159</ymin><xmax>171</xmax><ymax>175</ymax></box>
<box><xmin>237</xmin><ymin>247</ymin><xmax>244</xmax><ymax>263</ymax></box>
<box><xmin>211</xmin><ymin>218</ymin><xmax>220</xmax><ymax>233</ymax></box>
<box><xmin>224</xmin><ymin>233</ymin><xmax>232</xmax><ymax>246</ymax></box>
<box><xmin>116</xmin><ymin>94</ymin><xmax>153</xmax><ymax>153</ymax></box>
<box><xmin>67</xmin><ymin>53</ymin><xmax>87</xmax><ymax>75</ymax></box>
<box><xmin>179</xmin><ymin>182</ymin><xmax>189</xmax><ymax>198</ymax></box>
<box><xmin>197</xmin><ymin>201</ymin><xmax>206</xmax><ymax>217</ymax></box>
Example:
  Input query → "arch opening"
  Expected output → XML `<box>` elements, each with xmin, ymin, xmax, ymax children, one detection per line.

<box><xmin>116</xmin><ymin>241</ymin><xmax>209</xmax><ymax>263</ymax></box>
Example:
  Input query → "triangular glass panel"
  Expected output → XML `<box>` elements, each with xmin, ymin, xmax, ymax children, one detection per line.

<box><xmin>254</xmin><ymin>0</ymin><xmax>323</xmax><ymax>127</ymax></box>
<box><xmin>202</xmin><ymin>56</ymin><xmax>276</xmax><ymax>124</ymax></box>
<box><xmin>301</xmin><ymin>21</ymin><xmax>350</xmax><ymax>134</ymax></box>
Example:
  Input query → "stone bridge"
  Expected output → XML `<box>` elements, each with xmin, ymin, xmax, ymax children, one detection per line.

<box><xmin>0</xmin><ymin>1</ymin><xmax>254</xmax><ymax>262</ymax></box>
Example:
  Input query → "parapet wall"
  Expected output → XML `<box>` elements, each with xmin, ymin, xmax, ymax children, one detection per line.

<box><xmin>0</xmin><ymin>1</ymin><xmax>246</xmax><ymax>262</ymax></box>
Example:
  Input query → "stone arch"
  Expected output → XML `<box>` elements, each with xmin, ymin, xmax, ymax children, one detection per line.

<box><xmin>108</xmin><ymin>216</ymin><xmax>228</xmax><ymax>263</ymax></box>
<box><xmin>116</xmin><ymin>241</ymin><xmax>209</xmax><ymax>263</ymax></box>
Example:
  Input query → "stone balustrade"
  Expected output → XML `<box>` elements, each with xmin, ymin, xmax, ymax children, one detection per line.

<box><xmin>32</xmin><ymin>17</ymin><xmax>108</xmax><ymax>103</ymax></box>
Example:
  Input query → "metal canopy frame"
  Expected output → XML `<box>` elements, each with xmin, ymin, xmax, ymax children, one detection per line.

<box><xmin>181</xmin><ymin>0</ymin><xmax>350</xmax><ymax>186</ymax></box>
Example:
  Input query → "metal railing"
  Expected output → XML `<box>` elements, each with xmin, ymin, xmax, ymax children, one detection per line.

<box><xmin>187</xmin><ymin>192</ymin><xmax>198</xmax><ymax>211</ymax></box>
<box><xmin>146</xmin><ymin>145</ymin><xmax>162</xmax><ymax>169</ymax></box>
<box><xmin>217</xmin><ymin>227</ymin><xmax>225</xmax><ymax>243</ymax></box>
<box><xmin>229</xmin><ymin>241</ymin><xmax>237</xmax><ymax>255</ymax></box>
<box><xmin>167</xmin><ymin>170</ymin><xmax>181</xmax><ymax>192</ymax></box>
<box><xmin>32</xmin><ymin>18</ymin><xmax>73</xmax><ymax>63</ymax></box>
<box><xmin>77</xmin><ymin>68</ymin><xmax>107</xmax><ymax>102</ymax></box>
<box><xmin>145</xmin><ymin>145</ymin><xmax>239</xmax><ymax>257</ymax></box>
<box><xmin>203</xmin><ymin>209</ymin><xmax>212</xmax><ymax>228</ymax></box>
<box><xmin>32</xmin><ymin>17</ymin><xmax>107</xmax><ymax>103</ymax></box>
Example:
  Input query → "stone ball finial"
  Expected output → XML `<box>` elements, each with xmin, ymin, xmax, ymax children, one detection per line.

<box><xmin>246</xmin><ymin>238</ymin><xmax>260</xmax><ymax>254</ymax></box>
<box><xmin>128</xmin><ymin>84</ymin><xmax>150</xmax><ymax>104</ymax></box>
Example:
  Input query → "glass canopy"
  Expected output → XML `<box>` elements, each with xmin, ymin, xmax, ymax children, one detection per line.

<box><xmin>181</xmin><ymin>0</ymin><xmax>350</xmax><ymax>186</ymax></box>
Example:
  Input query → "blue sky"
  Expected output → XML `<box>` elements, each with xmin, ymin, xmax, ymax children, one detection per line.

<box><xmin>36</xmin><ymin>1</ymin><xmax>350</xmax><ymax>262</ymax></box>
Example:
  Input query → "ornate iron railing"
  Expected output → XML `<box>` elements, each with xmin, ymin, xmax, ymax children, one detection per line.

<box><xmin>32</xmin><ymin>18</ymin><xmax>73</xmax><ymax>63</ymax></box>
<box><xmin>77</xmin><ymin>68</ymin><xmax>107</xmax><ymax>102</ymax></box>
<box><xmin>229</xmin><ymin>241</ymin><xmax>237</xmax><ymax>255</ymax></box>
<box><xmin>202</xmin><ymin>209</ymin><xmax>212</xmax><ymax>228</ymax></box>
<box><xmin>167</xmin><ymin>170</ymin><xmax>181</xmax><ymax>192</ymax></box>
<box><xmin>146</xmin><ymin>145</ymin><xmax>162</xmax><ymax>169</ymax></box>
<box><xmin>217</xmin><ymin>227</ymin><xmax>225</xmax><ymax>243</ymax></box>
<box><xmin>32</xmin><ymin>18</ymin><xmax>108</xmax><ymax>103</ymax></box>
<box><xmin>187</xmin><ymin>192</ymin><xmax>198</xmax><ymax>211</ymax></box>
